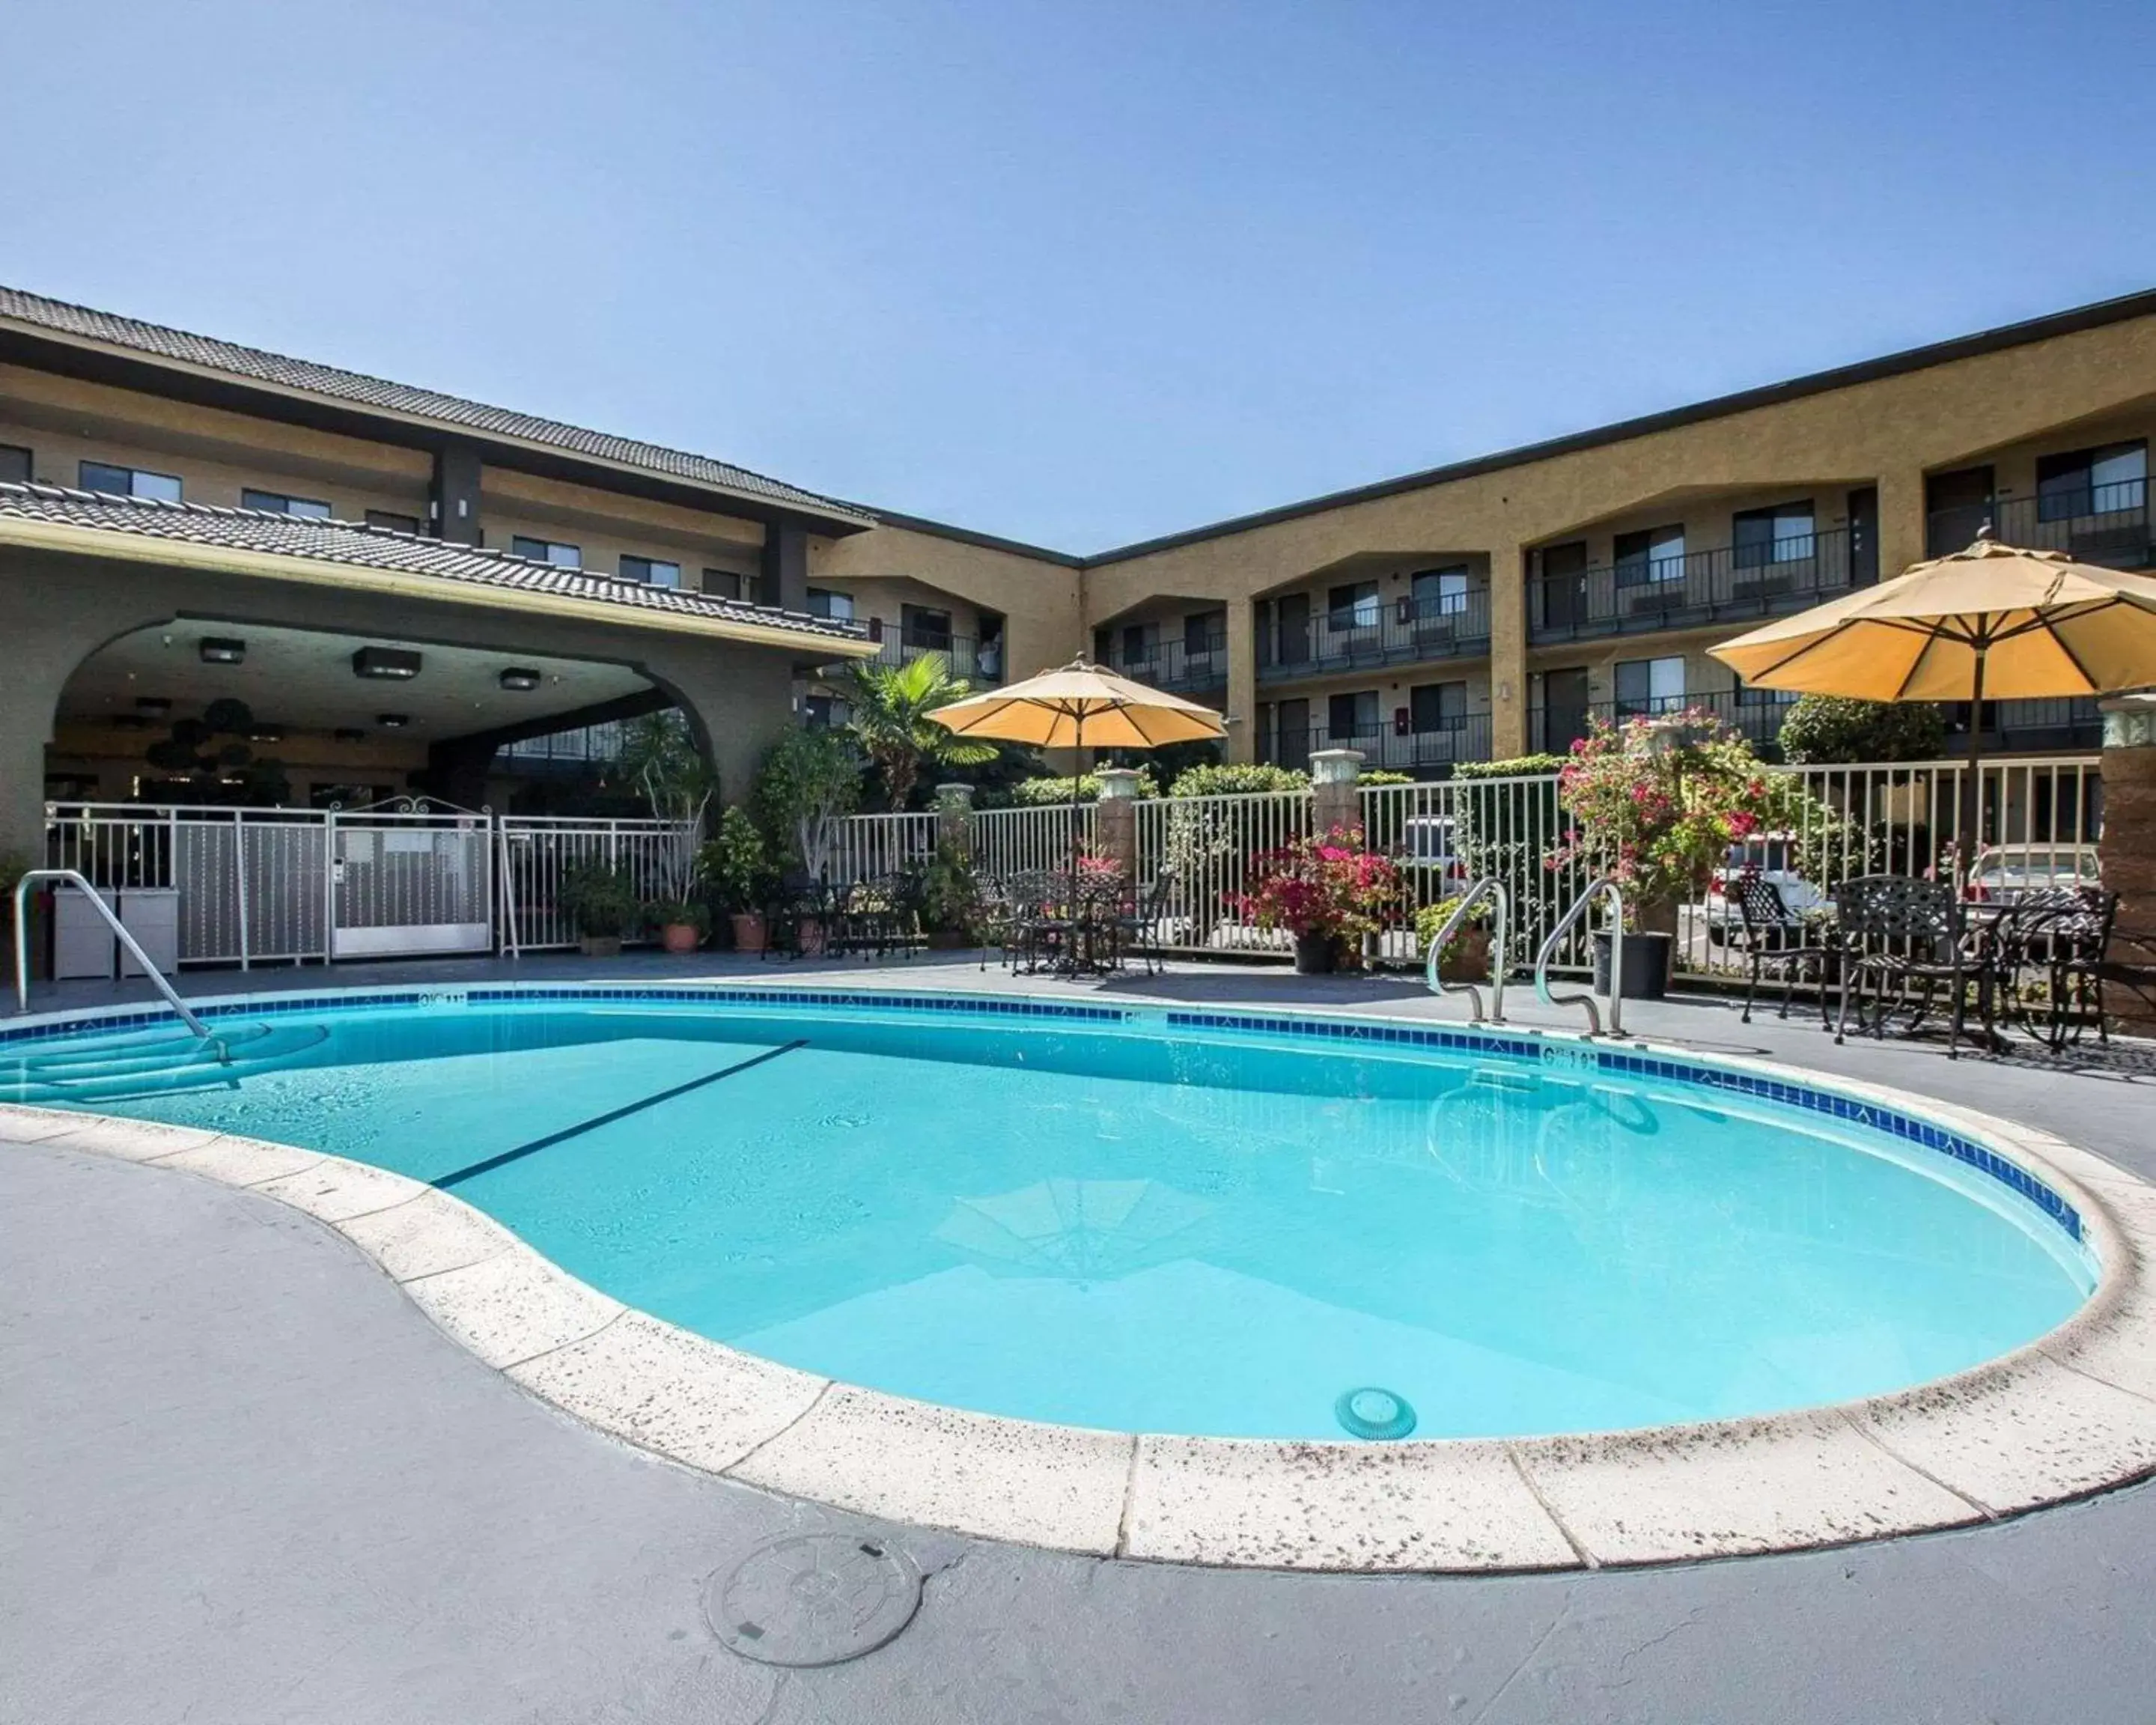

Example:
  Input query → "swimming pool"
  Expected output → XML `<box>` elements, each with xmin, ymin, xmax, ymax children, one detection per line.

<box><xmin>3</xmin><ymin>987</ymin><xmax>2098</xmax><ymax>1443</ymax></box>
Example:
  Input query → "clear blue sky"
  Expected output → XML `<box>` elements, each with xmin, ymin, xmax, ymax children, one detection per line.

<box><xmin>3</xmin><ymin>0</ymin><xmax>2150</xmax><ymax>553</ymax></box>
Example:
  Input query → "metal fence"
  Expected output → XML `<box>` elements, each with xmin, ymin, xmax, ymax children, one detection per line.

<box><xmin>1131</xmin><ymin>790</ymin><xmax>1313</xmax><ymax>956</ymax></box>
<box><xmin>974</xmin><ymin>805</ymin><xmax>1094</xmax><ymax>880</ymax></box>
<box><xmin>826</xmin><ymin>812</ymin><xmax>938</xmax><ymax>885</ymax></box>
<box><xmin>497</xmin><ymin>815</ymin><xmax>692</xmax><ymax>952</ymax></box>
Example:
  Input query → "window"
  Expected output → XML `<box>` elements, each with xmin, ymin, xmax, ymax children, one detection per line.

<box><xmin>1613</xmin><ymin>526</ymin><xmax>1686</xmax><ymax>588</ymax></box>
<box><xmin>702</xmin><ymin>567</ymin><xmax>744</xmax><ymax>600</ymax></box>
<box><xmin>806</xmin><ymin>587</ymin><xmax>854</xmax><ymax>621</ymax></box>
<box><xmin>1732</xmin><ymin>502</ymin><xmax>1814</xmax><ymax>569</ymax></box>
<box><xmin>1410</xmin><ymin>567</ymin><xmax>1470</xmax><ymax>616</ymax></box>
<box><xmin>2038</xmin><ymin>440</ymin><xmax>2148</xmax><ymax>521</ymax></box>
<box><xmin>510</xmin><ymin>535</ymin><xmax>581</xmax><ymax>568</ymax></box>
<box><xmin>1327</xmin><ymin>582</ymin><xmax>1380</xmax><ymax>630</ymax></box>
<box><xmin>620</xmin><ymin>554</ymin><xmax>681</xmax><ymax>588</ymax></box>
<box><xmin>1614</xmin><ymin>656</ymin><xmax>1687</xmax><ymax>715</ymax></box>
<box><xmin>79</xmin><ymin>460</ymin><xmax>182</xmax><ymax>502</ymax></box>
<box><xmin>902</xmin><ymin>605</ymin><xmax>952</xmax><ymax>649</ymax></box>
<box><xmin>801</xmin><ymin>694</ymin><xmax>848</xmax><ymax>730</ymax></box>
<box><xmin>1327</xmin><ymin>690</ymin><xmax>1380</xmax><ymax>740</ymax></box>
<box><xmin>1121</xmin><ymin>622</ymin><xmax>1154</xmax><ymax>665</ymax></box>
<box><xmin>1409</xmin><ymin>681</ymin><xmax>1467</xmax><ymax>733</ymax></box>
<box><xmin>365</xmin><ymin>509</ymin><xmax>421</xmax><ymax>535</ymax></box>
<box><xmin>0</xmin><ymin>444</ymin><xmax>30</xmax><ymax>484</ymax></box>
<box><xmin>1185</xmin><ymin>609</ymin><xmax>1225</xmax><ymax>656</ymax></box>
<box><xmin>240</xmin><ymin>487</ymin><xmax>332</xmax><ymax>518</ymax></box>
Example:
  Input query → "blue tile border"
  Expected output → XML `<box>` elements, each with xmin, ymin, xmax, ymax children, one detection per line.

<box><xmin>3</xmin><ymin>985</ymin><xmax>2083</xmax><ymax>1244</ymax></box>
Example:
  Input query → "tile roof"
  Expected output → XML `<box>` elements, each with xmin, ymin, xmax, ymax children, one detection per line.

<box><xmin>0</xmin><ymin>481</ymin><xmax>873</xmax><ymax>643</ymax></box>
<box><xmin>0</xmin><ymin>285</ymin><xmax>874</xmax><ymax>529</ymax></box>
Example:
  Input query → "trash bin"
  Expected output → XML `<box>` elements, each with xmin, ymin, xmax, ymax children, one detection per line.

<box><xmin>118</xmin><ymin>887</ymin><xmax>181</xmax><ymax>979</ymax></box>
<box><xmin>52</xmin><ymin>885</ymin><xmax>118</xmax><ymax>980</ymax></box>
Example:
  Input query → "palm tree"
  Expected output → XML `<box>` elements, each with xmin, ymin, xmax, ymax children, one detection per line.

<box><xmin>845</xmin><ymin>653</ymin><xmax>999</xmax><ymax>809</ymax></box>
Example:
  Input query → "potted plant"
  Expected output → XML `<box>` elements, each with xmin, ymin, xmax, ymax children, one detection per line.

<box><xmin>910</xmin><ymin>841</ymin><xmax>981</xmax><ymax>949</ymax></box>
<box><xmin>556</xmin><ymin>860</ymin><xmax>641</xmax><ymax>958</ymax></box>
<box><xmin>1415</xmin><ymin>895</ymin><xmax>1493</xmax><ymax>983</ymax></box>
<box><xmin>1550</xmin><ymin>711</ymin><xmax>1787</xmax><ymax>999</ymax></box>
<box><xmin>1240</xmin><ymin>826</ymin><xmax>1401</xmax><ymax>976</ymax></box>
<box><xmin>700</xmin><ymin>807</ymin><xmax>773</xmax><ymax>953</ymax></box>
<box><xmin>645</xmin><ymin>896</ymin><xmax>710</xmax><ymax>955</ymax></box>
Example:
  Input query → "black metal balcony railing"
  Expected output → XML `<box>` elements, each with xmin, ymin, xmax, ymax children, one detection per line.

<box><xmin>1528</xmin><ymin>528</ymin><xmax>1856</xmax><ymax>645</ymax></box>
<box><xmin>1258</xmin><ymin>590</ymin><xmax>1493</xmax><ymax>683</ymax></box>
<box><xmin>1527</xmin><ymin>691</ymin><xmax>2101</xmax><ymax>759</ymax></box>
<box><xmin>1925</xmin><ymin>478</ymin><xmax>2151</xmax><ymax>567</ymax></box>
<box><xmin>1103</xmin><ymin>633</ymin><xmax>1230</xmax><ymax>693</ymax></box>
<box><xmin>847</xmin><ymin>631</ymin><xmax>1003</xmax><ymax>684</ymax></box>
<box><xmin>1259</xmin><ymin>716</ymin><xmax>1494</xmax><ymax>777</ymax></box>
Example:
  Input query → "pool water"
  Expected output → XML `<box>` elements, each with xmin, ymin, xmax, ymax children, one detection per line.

<box><xmin>7</xmin><ymin>999</ymin><xmax>2095</xmax><ymax>1440</ymax></box>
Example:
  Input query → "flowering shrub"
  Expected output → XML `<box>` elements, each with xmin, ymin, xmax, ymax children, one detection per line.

<box><xmin>1240</xmin><ymin>826</ymin><xmax>1402</xmax><ymax>939</ymax></box>
<box><xmin>1550</xmin><ymin>711</ymin><xmax>1787</xmax><ymax>919</ymax></box>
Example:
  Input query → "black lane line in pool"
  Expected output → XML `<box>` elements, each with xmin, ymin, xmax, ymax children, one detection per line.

<box><xmin>430</xmin><ymin>1039</ymin><xmax>808</xmax><ymax>1190</ymax></box>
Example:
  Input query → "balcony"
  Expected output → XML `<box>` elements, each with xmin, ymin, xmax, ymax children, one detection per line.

<box><xmin>1955</xmin><ymin>697</ymin><xmax>2105</xmax><ymax>755</ymax></box>
<box><xmin>1260</xmin><ymin>715</ymin><xmax>1494</xmax><ymax>777</ymax></box>
<box><xmin>1100</xmin><ymin>632</ymin><xmax>1229</xmax><ymax>694</ymax></box>
<box><xmin>1258</xmin><ymin>590</ymin><xmax>1493</xmax><ymax>684</ymax></box>
<box><xmin>1528</xmin><ymin>529</ymin><xmax>1857</xmax><ymax>645</ymax></box>
<box><xmin>844</xmin><ymin>629</ymin><xmax>1003</xmax><ymax>684</ymax></box>
<box><xmin>1925</xmin><ymin>478</ymin><xmax>2151</xmax><ymax>568</ymax></box>
<box><xmin>1532</xmin><ymin>690</ymin><xmax>1799</xmax><ymax>757</ymax></box>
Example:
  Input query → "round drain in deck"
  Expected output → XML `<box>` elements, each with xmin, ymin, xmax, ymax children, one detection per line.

<box><xmin>707</xmin><ymin>1534</ymin><xmax>922</xmax><ymax>1667</ymax></box>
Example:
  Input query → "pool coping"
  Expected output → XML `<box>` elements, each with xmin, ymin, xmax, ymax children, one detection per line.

<box><xmin>7</xmin><ymin>979</ymin><xmax>2156</xmax><ymax>1574</ymax></box>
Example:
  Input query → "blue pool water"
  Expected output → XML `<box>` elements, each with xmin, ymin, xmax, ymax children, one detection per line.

<box><xmin>6</xmin><ymin>995</ymin><xmax>2095</xmax><ymax>1440</ymax></box>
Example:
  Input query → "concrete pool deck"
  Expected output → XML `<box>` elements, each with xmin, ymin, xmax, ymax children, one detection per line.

<box><xmin>7</xmin><ymin>955</ymin><xmax>2156</xmax><ymax>1721</ymax></box>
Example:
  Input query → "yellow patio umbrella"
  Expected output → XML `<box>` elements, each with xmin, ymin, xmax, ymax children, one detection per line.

<box><xmin>928</xmin><ymin>658</ymin><xmax>1226</xmax><ymax>880</ymax></box>
<box><xmin>1710</xmin><ymin>529</ymin><xmax>2156</xmax><ymax>871</ymax></box>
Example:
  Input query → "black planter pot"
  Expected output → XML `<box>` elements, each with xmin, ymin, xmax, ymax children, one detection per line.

<box><xmin>1293</xmin><ymin>930</ymin><xmax>1339</xmax><ymax>975</ymax></box>
<box><xmin>1592</xmin><ymin>930</ymin><xmax>1671</xmax><ymax>1000</ymax></box>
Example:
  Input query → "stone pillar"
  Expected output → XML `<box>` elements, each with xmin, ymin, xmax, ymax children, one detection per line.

<box><xmin>934</xmin><ymin>782</ymin><xmax>974</xmax><ymax>858</ymax></box>
<box><xmin>2098</xmin><ymin>690</ymin><xmax>2156</xmax><ymax>1033</ymax></box>
<box><xmin>1224</xmin><ymin>595</ymin><xmax>1257</xmax><ymax>764</ymax></box>
<box><xmin>1094</xmin><ymin>767</ymin><xmax>1141</xmax><ymax>887</ymax></box>
<box><xmin>1309</xmin><ymin>747</ymin><xmax>1365</xmax><ymax>839</ymax></box>
<box><xmin>1487</xmin><ymin>543</ymin><xmax>1528</xmax><ymax>760</ymax></box>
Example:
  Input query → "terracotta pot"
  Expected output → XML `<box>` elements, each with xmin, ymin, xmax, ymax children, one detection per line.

<box><xmin>797</xmin><ymin>916</ymin><xmax>827</xmax><ymax>958</ymax></box>
<box><xmin>729</xmin><ymin>912</ymin><xmax>767</xmax><ymax>954</ymax></box>
<box><xmin>578</xmin><ymin>934</ymin><xmax>623</xmax><ymax>958</ymax></box>
<box><xmin>660</xmin><ymin>922</ymin><xmax>701</xmax><ymax>955</ymax></box>
<box><xmin>1436</xmin><ymin>925</ymin><xmax>1493</xmax><ymax>984</ymax></box>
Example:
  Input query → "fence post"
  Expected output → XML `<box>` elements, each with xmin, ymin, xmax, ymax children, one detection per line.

<box><xmin>2098</xmin><ymin>690</ymin><xmax>2156</xmax><ymax>1034</ymax></box>
<box><xmin>1309</xmin><ymin>748</ymin><xmax>1365</xmax><ymax>839</ymax></box>
<box><xmin>934</xmin><ymin>782</ymin><xmax>975</xmax><ymax>860</ymax></box>
<box><xmin>1094</xmin><ymin>768</ymin><xmax>1141</xmax><ymax>886</ymax></box>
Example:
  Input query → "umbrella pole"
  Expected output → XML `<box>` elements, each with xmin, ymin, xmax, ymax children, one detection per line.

<box><xmin>1956</xmin><ymin>645</ymin><xmax>1987</xmax><ymax>892</ymax></box>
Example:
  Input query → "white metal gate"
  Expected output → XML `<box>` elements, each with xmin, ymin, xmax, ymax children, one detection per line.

<box><xmin>327</xmin><ymin>800</ymin><xmax>493</xmax><ymax>960</ymax></box>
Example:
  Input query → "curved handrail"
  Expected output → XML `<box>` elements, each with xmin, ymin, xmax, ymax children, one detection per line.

<box><xmin>13</xmin><ymin>868</ymin><xmax>219</xmax><ymax>1048</ymax></box>
<box><xmin>1534</xmin><ymin>876</ymin><xmax>1627</xmax><ymax>1038</ymax></box>
<box><xmin>1422</xmin><ymin>877</ymin><xmax>1509</xmax><ymax>1024</ymax></box>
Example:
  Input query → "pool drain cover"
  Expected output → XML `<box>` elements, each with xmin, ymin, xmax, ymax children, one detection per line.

<box><xmin>706</xmin><ymin>1534</ymin><xmax>922</xmax><ymax>1667</ymax></box>
<box><xmin>1335</xmin><ymin>1386</ymin><xmax>1417</xmax><ymax>1440</ymax></box>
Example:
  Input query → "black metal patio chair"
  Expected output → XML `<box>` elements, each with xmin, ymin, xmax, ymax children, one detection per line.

<box><xmin>1727</xmin><ymin>874</ymin><xmax>1834</xmax><ymax>1025</ymax></box>
<box><xmin>1832</xmin><ymin>874</ymin><xmax>1997</xmax><ymax>1057</ymax></box>
<box><xmin>1991</xmin><ymin>885</ymin><xmax>2117</xmax><ymax>1051</ymax></box>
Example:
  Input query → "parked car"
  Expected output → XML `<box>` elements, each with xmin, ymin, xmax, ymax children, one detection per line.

<box><xmin>1964</xmin><ymin>842</ymin><xmax>2101</xmax><ymax>903</ymax></box>
<box><xmin>1704</xmin><ymin>834</ymin><xmax>1822</xmax><ymax>943</ymax></box>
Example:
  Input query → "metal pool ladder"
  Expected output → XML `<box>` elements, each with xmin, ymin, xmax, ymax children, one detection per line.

<box><xmin>13</xmin><ymin>868</ymin><xmax>224</xmax><ymax>1053</ymax></box>
<box><xmin>1535</xmin><ymin>875</ymin><xmax>1628</xmax><ymax>1038</ymax></box>
<box><xmin>1423</xmin><ymin>877</ymin><xmax>1509</xmax><ymax>1024</ymax></box>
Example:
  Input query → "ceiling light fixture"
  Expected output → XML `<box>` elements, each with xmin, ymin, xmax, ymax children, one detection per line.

<box><xmin>134</xmin><ymin>696</ymin><xmax>173</xmax><ymax>718</ymax></box>
<box><xmin>498</xmin><ymin>667</ymin><xmax>542</xmax><ymax>693</ymax></box>
<box><xmin>351</xmin><ymin>646</ymin><xmax>422</xmax><ymax>681</ymax></box>
<box><xmin>375</xmin><ymin>713</ymin><xmax>409</xmax><ymax>729</ymax></box>
<box><xmin>199</xmin><ymin>637</ymin><xmax>246</xmax><ymax>666</ymax></box>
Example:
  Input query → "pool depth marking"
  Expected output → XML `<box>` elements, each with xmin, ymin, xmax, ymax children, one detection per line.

<box><xmin>430</xmin><ymin>1038</ymin><xmax>808</xmax><ymax>1190</ymax></box>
